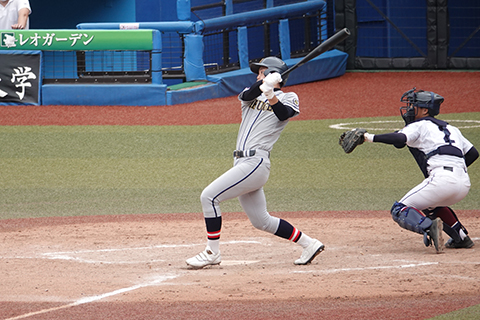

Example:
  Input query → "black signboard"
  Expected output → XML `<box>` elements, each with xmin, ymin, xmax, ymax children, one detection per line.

<box><xmin>0</xmin><ymin>51</ymin><xmax>41</xmax><ymax>105</ymax></box>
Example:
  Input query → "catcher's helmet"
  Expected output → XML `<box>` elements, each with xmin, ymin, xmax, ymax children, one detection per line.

<box><xmin>400</xmin><ymin>87</ymin><xmax>444</xmax><ymax>124</ymax></box>
<box><xmin>250</xmin><ymin>56</ymin><xmax>289</xmax><ymax>86</ymax></box>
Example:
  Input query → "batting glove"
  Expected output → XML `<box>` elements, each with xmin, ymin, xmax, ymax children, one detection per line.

<box><xmin>263</xmin><ymin>72</ymin><xmax>283</xmax><ymax>87</ymax></box>
<box><xmin>260</xmin><ymin>82</ymin><xmax>275</xmax><ymax>99</ymax></box>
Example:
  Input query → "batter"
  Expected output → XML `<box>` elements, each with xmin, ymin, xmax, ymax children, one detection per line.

<box><xmin>363</xmin><ymin>88</ymin><xmax>478</xmax><ymax>252</ymax></box>
<box><xmin>186</xmin><ymin>57</ymin><xmax>324</xmax><ymax>268</ymax></box>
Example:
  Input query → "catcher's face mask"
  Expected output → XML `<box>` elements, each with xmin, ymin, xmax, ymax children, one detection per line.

<box><xmin>400</xmin><ymin>105</ymin><xmax>417</xmax><ymax>125</ymax></box>
<box><xmin>400</xmin><ymin>88</ymin><xmax>418</xmax><ymax>125</ymax></box>
<box><xmin>399</xmin><ymin>87</ymin><xmax>444</xmax><ymax>125</ymax></box>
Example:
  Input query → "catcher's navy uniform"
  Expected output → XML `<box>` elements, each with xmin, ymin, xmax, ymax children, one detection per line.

<box><xmin>363</xmin><ymin>88</ymin><xmax>478</xmax><ymax>252</ymax></box>
<box><xmin>186</xmin><ymin>57</ymin><xmax>324</xmax><ymax>268</ymax></box>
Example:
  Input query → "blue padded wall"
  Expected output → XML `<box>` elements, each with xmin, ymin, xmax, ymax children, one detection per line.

<box><xmin>30</xmin><ymin>0</ymin><xmax>136</xmax><ymax>29</ymax></box>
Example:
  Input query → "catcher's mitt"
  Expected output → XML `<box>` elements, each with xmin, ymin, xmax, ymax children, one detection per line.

<box><xmin>339</xmin><ymin>128</ymin><xmax>367</xmax><ymax>153</ymax></box>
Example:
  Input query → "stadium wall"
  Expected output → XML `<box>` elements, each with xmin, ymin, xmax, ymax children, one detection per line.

<box><xmin>335</xmin><ymin>0</ymin><xmax>480</xmax><ymax>69</ymax></box>
<box><xmin>1</xmin><ymin>0</ymin><xmax>347</xmax><ymax>106</ymax></box>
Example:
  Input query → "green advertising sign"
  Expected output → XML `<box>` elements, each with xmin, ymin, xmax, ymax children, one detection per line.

<box><xmin>0</xmin><ymin>30</ymin><xmax>154</xmax><ymax>51</ymax></box>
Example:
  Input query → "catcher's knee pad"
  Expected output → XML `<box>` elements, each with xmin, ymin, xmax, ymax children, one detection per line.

<box><xmin>390</xmin><ymin>202</ymin><xmax>432</xmax><ymax>235</ymax></box>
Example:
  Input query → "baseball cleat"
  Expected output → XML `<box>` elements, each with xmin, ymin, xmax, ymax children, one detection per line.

<box><xmin>429</xmin><ymin>218</ymin><xmax>444</xmax><ymax>254</ymax></box>
<box><xmin>294</xmin><ymin>239</ymin><xmax>325</xmax><ymax>265</ymax></box>
<box><xmin>445</xmin><ymin>236</ymin><xmax>474</xmax><ymax>249</ymax></box>
<box><xmin>186</xmin><ymin>246</ymin><xmax>221</xmax><ymax>269</ymax></box>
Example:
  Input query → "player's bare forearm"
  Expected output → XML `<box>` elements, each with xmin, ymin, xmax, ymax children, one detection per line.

<box><xmin>12</xmin><ymin>8</ymin><xmax>30</xmax><ymax>30</ymax></box>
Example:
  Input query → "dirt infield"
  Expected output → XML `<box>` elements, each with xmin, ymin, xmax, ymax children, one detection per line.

<box><xmin>1</xmin><ymin>72</ymin><xmax>480</xmax><ymax>319</ymax></box>
<box><xmin>1</xmin><ymin>211</ymin><xmax>480</xmax><ymax>319</ymax></box>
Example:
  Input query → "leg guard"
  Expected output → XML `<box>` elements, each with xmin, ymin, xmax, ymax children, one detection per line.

<box><xmin>433</xmin><ymin>207</ymin><xmax>469</xmax><ymax>244</ymax></box>
<box><xmin>442</xmin><ymin>223</ymin><xmax>462</xmax><ymax>243</ymax></box>
<box><xmin>443</xmin><ymin>220</ymin><xmax>469</xmax><ymax>245</ymax></box>
<box><xmin>391</xmin><ymin>202</ymin><xmax>432</xmax><ymax>235</ymax></box>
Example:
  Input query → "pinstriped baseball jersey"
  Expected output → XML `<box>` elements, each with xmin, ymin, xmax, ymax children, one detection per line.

<box><xmin>237</xmin><ymin>89</ymin><xmax>299</xmax><ymax>152</ymax></box>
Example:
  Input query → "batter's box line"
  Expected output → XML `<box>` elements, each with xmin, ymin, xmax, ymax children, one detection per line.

<box><xmin>330</xmin><ymin>119</ymin><xmax>480</xmax><ymax>131</ymax></box>
<box><xmin>42</xmin><ymin>239</ymin><xmax>263</xmax><ymax>255</ymax></box>
<box><xmin>33</xmin><ymin>240</ymin><xmax>264</xmax><ymax>265</ymax></box>
<box><xmin>292</xmin><ymin>261</ymin><xmax>438</xmax><ymax>274</ymax></box>
<box><xmin>3</xmin><ymin>275</ymin><xmax>178</xmax><ymax>320</ymax></box>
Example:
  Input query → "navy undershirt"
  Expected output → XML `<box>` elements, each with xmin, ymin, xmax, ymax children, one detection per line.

<box><xmin>239</xmin><ymin>80</ymin><xmax>295</xmax><ymax>121</ymax></box>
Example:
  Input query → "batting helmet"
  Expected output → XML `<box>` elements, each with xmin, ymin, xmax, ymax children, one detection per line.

<box><xmin>250</xmin><ymin>56</ymin><xmax>289</xmax><ymax>86</ymax></box>
<box><xmin>400</xmin><ymin>87</ymin><xmax>444</xmax><ymax>124</ymax></box>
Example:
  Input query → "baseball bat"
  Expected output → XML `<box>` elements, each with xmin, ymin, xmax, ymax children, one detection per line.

<box><xmin>281</xmin><ymin>28</ymin><xmax>350</xmax><ymax>78</ymax></box>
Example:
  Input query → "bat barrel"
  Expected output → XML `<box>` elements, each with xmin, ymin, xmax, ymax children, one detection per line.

<box><xmin>302</xmin><ymin>28</ymin><xmax>350</xmax><ymax>62</ymax></box>
<box><xmin>281</xmin><ymin>28</ymin><xmax>350</xmax><ymax>77</ymax></box>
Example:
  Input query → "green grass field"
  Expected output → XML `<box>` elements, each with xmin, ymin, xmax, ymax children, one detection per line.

<box><xmin>428</xmin><ymin>303</ymin><xmax>480</xmax><ymax>320</ymax></box>
<box><xmin>1</xmin><ymin>112</ymin><xmax>479</xmax><ymax>220</ymax></box>
<box><xmin>1</xmin><ymin>112</ymin><xmax>480</xmax><ymax>319</ymax></box>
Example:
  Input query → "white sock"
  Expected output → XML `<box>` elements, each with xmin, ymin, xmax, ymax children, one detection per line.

<box><xmin>207</xmin><ymin>239</ymin><xmax>220</xmax><ymax>253</ymax></box>
<box><xmin>459</xmin><ymin>229</ymin><xmax>467</xmax><ymax>240</ymax></box>
<box><xmin>296</xmin><ymin>233</ymin><xmax>313</xmax><ymax>249</ymax></box>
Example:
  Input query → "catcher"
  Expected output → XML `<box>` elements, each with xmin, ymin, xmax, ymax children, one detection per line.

<box><xmin>340</xmin><ymin>88</ymin><xmax>478</xmax><ymax>252</ymax></box>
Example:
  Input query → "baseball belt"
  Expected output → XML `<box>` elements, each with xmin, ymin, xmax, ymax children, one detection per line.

<box><xmin>430</xmin><ymin>166</ymin><xmax>466</xmax><ymax>174</ymax></box>
<box><xmin>442</xmin><ymin>166</ymin><xmax>466</xmax><ymax>173</ymax></box>
<box><xmin>233</xmin><ymin>149</ymin><xmax>270</xmax><ymax>159</ymax></box>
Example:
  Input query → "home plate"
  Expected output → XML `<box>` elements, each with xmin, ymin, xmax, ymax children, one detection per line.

<box><xmin>221</xmin><ymin>260</ymin><xmax>260</xmax><ymax>266</ymax></box>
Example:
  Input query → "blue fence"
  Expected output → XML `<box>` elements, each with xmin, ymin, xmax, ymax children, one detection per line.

<box><xmin>1</xmin><ymin>0</ymin><xmax>348</xmax><ymax>106</ymax></box>
<box><xmin>336</xmin><ymin>0</ymin><xmax>480</xmax><ymax>69</ymax></box>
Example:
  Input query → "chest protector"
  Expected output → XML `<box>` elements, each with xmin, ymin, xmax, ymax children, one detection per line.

<box><xmin>408</xmin><ymin>117</ymin><xmax>464</xmax><ymax>177</ymax></box>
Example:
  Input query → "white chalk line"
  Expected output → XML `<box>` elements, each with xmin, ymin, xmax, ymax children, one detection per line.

<box><xmin>221</xmin><ymin>260</ymin><xmax>261</xmax><ymax>266</ymax></box>
<box><xmin>330</xmin><ymin>119</ymin><xmax>480</xmax><ymax>131</ymax></box>
<box><xmin>292</xmin><ymin>261</ymin><xmax>438</xmax><ymax>274</ymax></box>
<box><xmin>42</xmin><ymin>240</ymin><xmax>262</xmax><ymax>256</ymax></box>
<box><xmin>4</xmin><ymin>239</ymin><xmax>478</xmax><ymax>319</ymax></box>
<box><xmin>3</xmin><ymin>240</ymin><xmax>263</xmax><ymax>319</ymax></box>
<box><xmin>3</xmin><ymin>240</ymin><xmax>263</xmax><ymax>265</ymax></box>
<box><xmin>3</xmin><ymin>275</ymin><xmax>178</xmax><ymax>320</ymax></box>
<box><xmin>6</xmin><ymin>237</ymin><xmax>478</xmax><ymax>266</ymax></box>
